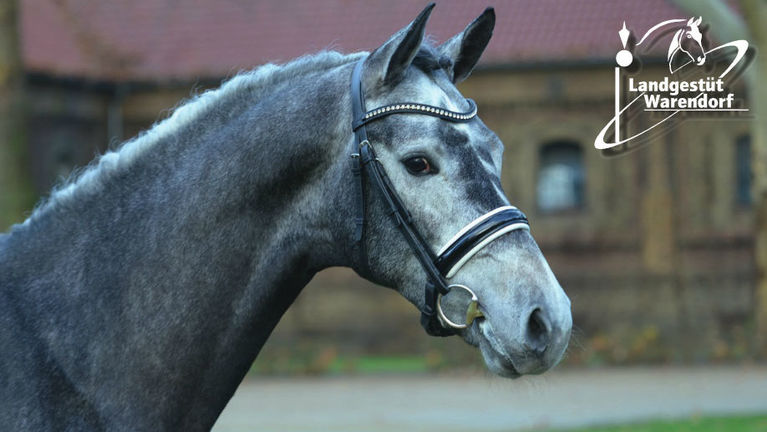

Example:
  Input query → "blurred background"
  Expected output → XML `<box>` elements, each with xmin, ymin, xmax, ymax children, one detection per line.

<box><xmin>1</xmin><ymin>0</ymin><xmax>766</xmax><ymax>430</ymax></box>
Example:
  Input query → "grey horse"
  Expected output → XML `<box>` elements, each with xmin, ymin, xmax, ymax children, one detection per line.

<box><xmin>0</xmin><ymin>5</ymin><xmax>571</xmax><ymax>431</ymax></box>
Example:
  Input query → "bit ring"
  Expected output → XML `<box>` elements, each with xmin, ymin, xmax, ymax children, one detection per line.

<box><xmin>436</xmin><ymin>284</ymin><xmax>485</xmax><ymax>329</ymax></box>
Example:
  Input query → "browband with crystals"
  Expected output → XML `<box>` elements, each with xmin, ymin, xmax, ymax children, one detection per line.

<box><xmin>353</xmin><ymin>99</ymin><xmax>477</xmax><ymax>131</ymax></box>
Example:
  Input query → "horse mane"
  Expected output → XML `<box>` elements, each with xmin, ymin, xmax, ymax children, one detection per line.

<box><xmin>21</xmin><ymin>50</ymin><xmax>366</xmax><ymax>227</ymax></box>
<box><xmin>667</xmin><ymin>29</ymin><xmax>683</xmax><ymax>62</ymax></box>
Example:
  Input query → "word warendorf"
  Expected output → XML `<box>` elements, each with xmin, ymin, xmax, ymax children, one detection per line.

<box><xmin>628</xmin><ymin>77</ymin><xmax>735</xmax><ymax>110</ymax></box>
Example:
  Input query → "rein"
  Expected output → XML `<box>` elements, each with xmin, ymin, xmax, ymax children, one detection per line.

<box><xmin>348</xmin><ymin>58</ymin><xmax>530</xmax><ymax>336</ymax></box>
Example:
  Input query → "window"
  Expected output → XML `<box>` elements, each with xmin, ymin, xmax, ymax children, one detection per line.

<box><xmin>537</xmin><ymin>141</ymin><xmax>585</xmax><ymax>213</ymax></box>
<box><xmin>736</xmin><ymin>134</ymin><xmax>751</xmax><ymax>206</ymax></box>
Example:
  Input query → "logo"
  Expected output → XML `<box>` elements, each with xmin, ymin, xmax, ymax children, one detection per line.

<box><xmin>595</xmin><ymin>17</ymin><xmax>752</xmax><ymax>155</ymax></box>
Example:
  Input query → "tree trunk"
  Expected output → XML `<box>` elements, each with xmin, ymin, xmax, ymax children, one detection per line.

<box><xmin>0</xmin><ymin>0</ymin><xmax>34</xmax><ymax>231</ymax></box>
<box><xmin>671</xmin><ymin>0</ymin><xmax>767</xmax><ymax>357</ymax></box>
<box><xmin>740</xmin><ymin>0</ymin><xmax>767</xmax><ymax>359</ymax></box>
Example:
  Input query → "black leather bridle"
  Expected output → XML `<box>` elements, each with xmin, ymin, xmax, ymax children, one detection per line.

<box><xmin>348</xmin><ymin>58</ymin><xmax>530</xmax><ymax>336</ymax></box>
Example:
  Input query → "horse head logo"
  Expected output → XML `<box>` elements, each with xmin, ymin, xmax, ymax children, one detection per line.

<box><xmin>668</xmin><ymin>16</ymin><xmax>705</xmax><ymax>72</ymax></box>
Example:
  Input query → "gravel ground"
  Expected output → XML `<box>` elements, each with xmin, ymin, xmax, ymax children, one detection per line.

<box><xmin>213</xmin><ymin>366</ymin><xmax>767</xmax><ymax>432</ymax></box>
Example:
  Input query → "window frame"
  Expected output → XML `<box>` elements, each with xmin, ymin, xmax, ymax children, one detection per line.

<box><xmin>536</xmin><ymin>139</ymin><xmax>586</xmax><ymax>215</ymax></box>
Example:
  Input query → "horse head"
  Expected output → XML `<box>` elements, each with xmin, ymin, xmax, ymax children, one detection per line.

<box><xmin>354</xmin><ymin>5</ymin><xmax>571</xmax><ymax>377</ymax></box>
<box><xmin>670</xmin><ymin>16</ymin><xmax>705</xmax><ymax>68</ymax></box>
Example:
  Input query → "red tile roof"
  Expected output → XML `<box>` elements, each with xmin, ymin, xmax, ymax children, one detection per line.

<box><xmin>21</xmin><ymin>0</ymin><xmax>689</xmax><ymax>82</ymax></box>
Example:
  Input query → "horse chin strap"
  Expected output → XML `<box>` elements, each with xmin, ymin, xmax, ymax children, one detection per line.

<box><xmin>348</xmin><ymin>58</ymin><xmax>530</xmax><ymax>337</ymax></box>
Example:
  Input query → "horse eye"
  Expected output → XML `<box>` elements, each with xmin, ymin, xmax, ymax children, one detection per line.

<box><xmin>403</xmin><ymin>157</ymin><xmax>433</xmax><ymax>175</ymax></box>
<box><xmin>687</xmin><ymin>34</ymin><xmax>692</xmax><ymax>38</ymax></box>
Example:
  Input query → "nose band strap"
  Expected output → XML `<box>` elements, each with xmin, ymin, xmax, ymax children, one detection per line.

<box><xmin>435</xmin><ymin>206</ymin><xmax>530</xmax><ymax>278</ymax></box>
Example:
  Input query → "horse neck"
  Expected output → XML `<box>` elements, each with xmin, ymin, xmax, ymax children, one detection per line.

<box><xmin>3</xmin><ymin>61</ymin><xmax>356</xmax><ymax>428</ymax></box>
<box><xmin>668</xmin><ymin>30</ymin><xmax>683</xmax><ymax>61</ymax></box>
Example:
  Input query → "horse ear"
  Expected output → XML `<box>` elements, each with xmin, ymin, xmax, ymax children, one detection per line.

<box><xmin>694</xmin><ymin>16</ymin><xmax>702</xmax><ymax>26</ymax></box>
<box><xmin>363</xmin><ymin>3</ymin><xmax>434</xmax><ymax>87</ymax></box>
<box><xmin>687</xmin><ymin>17</ymin><xmax>695</xmax><ymax>26</ymax></box>
<box><xmin>438</xmin><ymin>7</ymin><xmax>495</xmax><ymax>83</ymax></box>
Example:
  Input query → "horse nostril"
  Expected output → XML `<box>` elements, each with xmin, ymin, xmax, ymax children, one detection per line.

<box><xmin>525</xmin><ymin>308</ymin><xmax>550</xmax><ymax>356</ymax></box>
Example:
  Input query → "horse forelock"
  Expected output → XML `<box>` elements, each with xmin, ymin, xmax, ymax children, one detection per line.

<box><xmin>411</xmin><ymin>43</ymin><xmax>452</xmax><ymax>74</ymax></box>
<box><xmin>20</xmin><ymin>50</ymin><xmax>366</xmax><ymax>228</ymax></box>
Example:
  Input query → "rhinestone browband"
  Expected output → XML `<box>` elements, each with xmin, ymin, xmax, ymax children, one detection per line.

<box><xmin>353</xmin><ymin>99</ymin><xmax>477</xmax><ymax>131</ymax></box>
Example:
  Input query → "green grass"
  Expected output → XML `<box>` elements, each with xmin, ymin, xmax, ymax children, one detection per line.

<box><xmin>556</xmin><ymin>414</ymin><xmax>767</xmax><ymax>432</ymax></box>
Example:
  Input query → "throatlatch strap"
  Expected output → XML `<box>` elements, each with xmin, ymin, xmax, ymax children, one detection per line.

<box><xmin>349</xmin><ymin>60</ymin><xmax>370</xmax><ymax>277</ymax></box>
